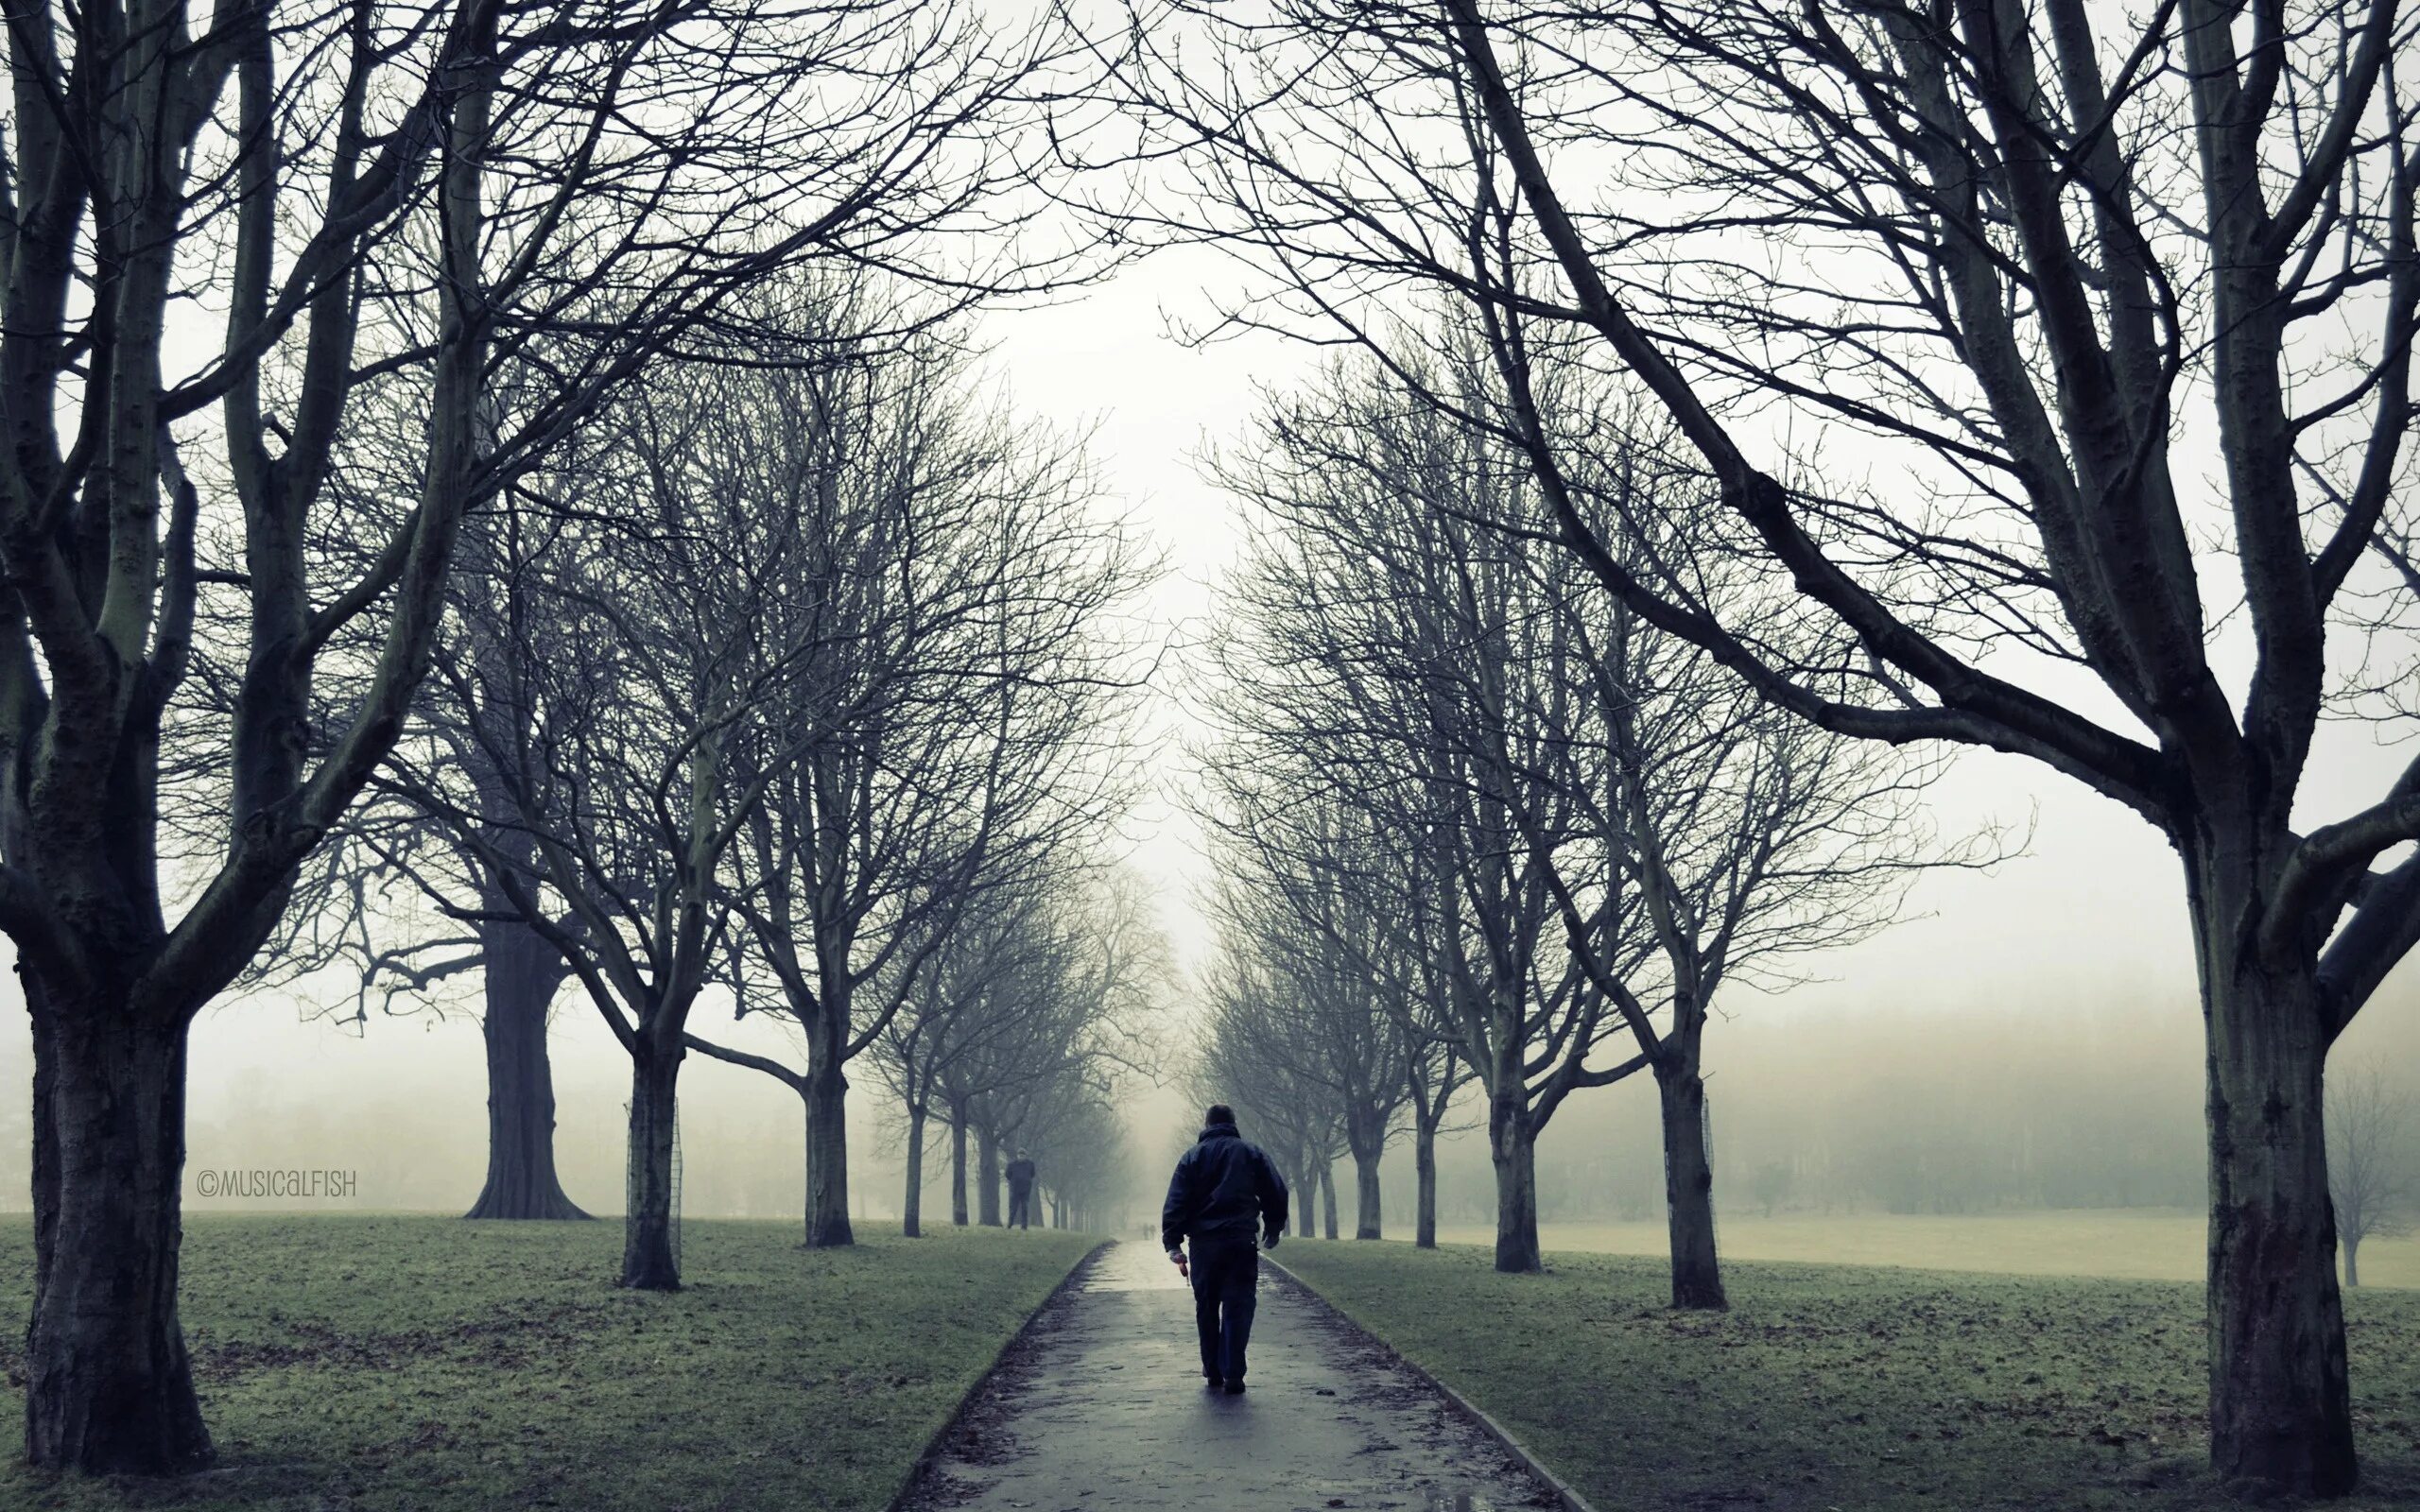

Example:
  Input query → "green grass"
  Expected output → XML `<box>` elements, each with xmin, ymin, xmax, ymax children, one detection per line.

<box><xmin>0</xmin><ymin>1215</ymin><xmax>1094</xmax><ymax>1512</ymax></box>
<box><xmin>1279</xmin><ymin>1238</ymin><xmax>2420</xmax><ymax>1512</ymax></box>
<box><xmin>1438</xmin><ymin>1210</ymin><xmax>2420</xmax><ymax>1289</ymax></box>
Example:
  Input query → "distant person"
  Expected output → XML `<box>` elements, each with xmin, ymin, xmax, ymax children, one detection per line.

<box><xmin>1006</xmin><ymin>1150</ymin><xmax>1038</xmax><ymax>1229</ymax></box>
<box><xmin>1161</xmin><ymin>1103</ymin><xmax>1288</xmax><ymax>1394</ymax></box>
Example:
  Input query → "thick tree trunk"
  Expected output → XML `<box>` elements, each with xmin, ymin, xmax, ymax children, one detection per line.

<box><xmin>903</xmin><ymin>1103</ymin><xmax>927</xmax><ymax>1238</ymax></box>
<box><xmin>1292</xmin><ymin>1163</ymin><xmax>1313</xmax><ymax>1237</ymax></box>
<box><xmin>2197</xmin><ymin>915</ymin><xmax>2353</xmax><ymax>1496</ymax></box>
<box><xmin>1656</xmin><ymin>1063</ymin><xmax>1726</xmax><ymax>1310</ymax></box>
<box><xmin>803</xmin><ymin>1035</ymin><xmax>853</xmax><ymax>1248</ymax></box>
<box><xmin>1352</xmin><ymin>1146</ymin><xmax>1383</xmax><ymax>1240</ymax></box>
<box><xmin>621</xmin><ymin>1040</ymin><xmax>682</xmax><ymax>1290</ymax></box>
<box><xmin>1414</xmin><ymin>1117</ymin><xmax>1439</xmax><ymax>1249</ymax></box>
<box><xmin>23</xmin><ymin>995</ymin><xmax>212</xmax><ymax>1473</ymax></box>
<box><xmin>977</xmin><ymin>1126</ymin><xmax>1002</xmax><ymax>1227</ymax></box>
<box><xmin>949</xmin><ymin>1113</ymin><xmax>970</xmax><ymax>1226</ymax></box>
<box><xmin>1489</xmin><ymin>1090</ymin><xmax>1542</xmax><ymax>1273</ymax></box>
<box><xmin>464</xmin><ymin>918</ymin><xmax>588</xmax><ymax>1221</ymax></box>
<box><xmin>1320</xmin><ymin>1157</ymin><xmax>1340</xmax><ymax>1238</ymax></box>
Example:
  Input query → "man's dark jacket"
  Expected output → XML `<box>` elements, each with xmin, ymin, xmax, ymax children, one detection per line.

<box><xmin>1161</xmin><ymin>1121</ymin><xmax>1288</xmax><ymax>1251</ymax></box>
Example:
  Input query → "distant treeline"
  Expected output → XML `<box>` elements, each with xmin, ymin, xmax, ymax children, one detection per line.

<box><xmin>1413</xmin><ymin>993</ymin><xmax>2418</xmax><ymax>1225</ymax></box>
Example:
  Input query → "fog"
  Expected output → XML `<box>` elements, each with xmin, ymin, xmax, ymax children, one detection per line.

<box><xmin>5</xmin><ymin>808</ymin><xmax>2410</xmax><ymax>1237</ymax></box>
<box><xmin>1</xmin><ymin>250</ymin><xmax>2411</xmax><ymax>1246</ymax></box>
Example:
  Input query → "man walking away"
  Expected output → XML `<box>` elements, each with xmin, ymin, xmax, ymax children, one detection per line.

<box><xmin>1006</xmin><ymin>1150</ymin><xmax>1038</xmax><ymax>1230</ymax></box>
<box><xmin>1161</xmin><ymin>1104</ymin><xmax>1288</xmax><ymax>1394</ymax></box>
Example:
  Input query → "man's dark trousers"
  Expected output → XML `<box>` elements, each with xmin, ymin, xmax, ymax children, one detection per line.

<box><xmin>1008</xmin><ymin>1188</ymin><xmax>1033</xmax><ymax>1229</ymax></box>
<box><xmin>1190</xmin><ymin>1238</ymin><xmax>1259</xmax><ymax>1383</ymax></box>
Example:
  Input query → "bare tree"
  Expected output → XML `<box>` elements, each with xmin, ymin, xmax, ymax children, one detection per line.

<box><xmin>1202</xmin><ymin>363</ymin><xmax>1652</xmax><ymax>1271</ymax></box>
<box><xmin>2327</xmin><ymin>1059</ymin><xmax>2414</xmax><ymax>1289</ymax></box>
<box><xmin>912</xmin><ymin>869</ymin><xmax>1167</xmax><ymax>1228</ymax></box>
<box><xmin>1193</xmin><ymin>948</ymin><xmax>1342</xmax><ymax>1238</ymax></box>
<box><xmin>1201</xmin><ymin>351</ymin><xmax>1943</xmax><ymax>1297</ymax></box>
<box><xmin>675</xmin><ymin>337</ymin><xmax>1151</xmax><ymax>1248</ymax></box>
<box><xmin>1108</xmin><ymin>0</ymin><xmax>2420</xmax><ymax>1488</ymax></box>
<box><xmin>1200</xmin><ymin>789</ymin><xmax>1424</xmax><ymax>1241</ymax></box>
<box><xmin>1022</xmin><ymin>1094</ymin><xmax>1132</xmax><ymax>1231</ymax></box>
<box><xmin>396</xmin><ymin>360</ymin><xmax>888</xmax><ymax>1288</ymax></box>
<box><xmin>872</xmin><ymin>888</ymin><xmax>1058</xmax><ymax>1237</ymax></box>
<box><xmin>250</xmin><ymin>790</ymin><xmax>596</xmax><ymax>1223</ymax></box>
<box><xmin>1</xmin><ymin>0</ymin><xmax>1092</xmax><ymax>1469</ymax></box>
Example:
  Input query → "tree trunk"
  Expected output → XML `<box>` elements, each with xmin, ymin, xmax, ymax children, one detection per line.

<box><xmin>2344</xmin><ymin>1235</ymin><xmax>2360</xmax><ymax>1290</ymax></box>
<box><xmin>803</xmin><ymin>1032</ymin><xmax>853</xmax><ymax>1248</ymax></box>
<box><xmin>949</xmin><ymin>1112</ymin><xmax>970</xmax><ymax>1226</ymax></box>
<box><xmin>2196</xmin><ymin>909</ymin><xmax>2353</xmax><ymax>1496</ymax></box>
<box><xmin>1414</xmin><ymin>1115</ymin><xmax>1439</xmax><ymax>1250</ymax></box>
<box><xmin>1320</xmin><ymin>1158</ymin><xmax>1340</xmax><ymax>1239</ymax></box>
<box><xmin>903</xmin><ymin>1103</ymin><xmax>927</xmax><ymax>1238</ymax></box>
<box><xmin>464</xmin><ymin>918</ymin><xmax>588</xmax><ymax>1220</ymax></box>
<box><xmin>1488</xmin><ymin>1089</ymin><xmax>1542</xmax><ymax>1273</ymax></box>
<box><xmin>1293</xmin><ymin>1162</ymin><xmax>1313</xmax><ymax>1237</ymax></box>
<box><xmin>23</xmin><ymin>995</ymin><xmax>213</xmax><ymax>1473</ymax></box>
<box><xmin>1349</xmin><ymin>1122</ymin><xmax>1384</xmax><ymax>1239</ymax></box>
<box><xmin>621</xmin><ymin>1040</ymin><xmax>682</xmax><ymax>1290</ymax></box>
<box><xmin>1656</xmin><ymin>1062</ymin><xmax>1726</xmax><ymax>1310</ymax></box>
<box><xmin>977</xmin><ymin>1126</ymin><xmax>1002</xmax><ymax>1227</ymax></box>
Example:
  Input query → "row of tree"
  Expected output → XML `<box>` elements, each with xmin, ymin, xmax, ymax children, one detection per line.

<box><xmin>0</xmin><ymin>0</ymin><xmax>1133</xmax><ymax>1473</ymax></box>
<box><xmin>261</xmin><ymin>299</ymin><xmax>1155</xmax><ymax>1281</ymax></box>
<box><xmin>872</xmin><ymin>871</ymin><xmax>1166</xmax><ymax>1236</ymax></box>
<box><xmin>1103</xmin><ymin>0</ymin><xmax>2420</xmax><ymax>1493</ymax></box>
<box><xmin>1191</xmin><ymin>351</ymin><xmax>1943</xmax><ymax>1304</ymax></box>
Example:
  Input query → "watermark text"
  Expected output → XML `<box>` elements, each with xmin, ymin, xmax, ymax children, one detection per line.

<box><xmin>193</xmin><ymin>1167</ymin><xmax>358</xmax><ymax>1200</ymax></box>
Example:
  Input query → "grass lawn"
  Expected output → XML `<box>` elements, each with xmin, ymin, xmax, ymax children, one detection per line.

<box><xmin>1438</xmin><ymin>1210</ymin><xmax>2420</xmax><ymax>1290</ymax></box>
<box><xmin>1279</xmin><ymin>1239</ymin><xmax>2420</xmax><ymax>1512</ymax></box>
<box><xmin>0</xmin><ymin>1215</ymin><xmax>1094</xmax><ymax>1512</ymax></box>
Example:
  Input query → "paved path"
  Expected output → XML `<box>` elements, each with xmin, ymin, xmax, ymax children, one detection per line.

<box><xmin>902</xmin><ymin>1240</ymin><xmax>1562</xmax><ymax>1512</ymax></box>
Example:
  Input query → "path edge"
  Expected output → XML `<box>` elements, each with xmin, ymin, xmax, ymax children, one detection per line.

<box><xmin>1265</xmin><ymin>1254</ymin><xmax>1603</xmax><ymax>1512</ymax></box>
<box><xmin>885</xmin><ymin>1237</ymin><xmax>1113</xmax><ymax>1512</ymax></box>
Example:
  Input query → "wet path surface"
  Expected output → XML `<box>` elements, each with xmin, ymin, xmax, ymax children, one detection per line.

<box><xmin>902</xmin><ymin>1240</ymin><xmax>1563</xmax><ymax>1512</ymax></box>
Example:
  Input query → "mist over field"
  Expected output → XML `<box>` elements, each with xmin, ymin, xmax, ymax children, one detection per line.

<box><xmin>7</xmin><ymin>879</ymin><xmax>2411</xmax><ymax>1287</ymax></box>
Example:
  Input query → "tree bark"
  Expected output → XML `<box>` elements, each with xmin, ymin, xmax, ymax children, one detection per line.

<box><xmin>903</xmin><ymin>1103</ymin><xmax>927</xmax><ymax>1238</ymax></box>
<box><xmin>803</xmin><ymin>1030</ymin><xmax>853</xmax><ymax>1248</ymax></box>
<box><xmin>1348</xmin><ymin>1117</ymin><xmax>1384</xmax><ymax>1239</ymax></box>
<box><xmin>1349</xmin><ymin>1146</ymin><xmax>1383</xmax><ymax>1240</ymax></box>
<box><xmin>1656</xmin><ymin>1062</ymin><xmax>1726</xmax><ymax>1310</ymax></box>
<box><xmin>2344</xmin><ymin>1237</ymin><xmax>2361</xmax><ymax>1290</ymax></box>
<box><xmin>950</xmin><ymin>1111</ymin><xmax>970</xmax><ymax>1226</ymax></box>
<box><xmin>1293</xmin><ymin>1163</ymin><xmax>1313</xmax><ymax>1237</ymax></box>
<box><xmin>23</xmin><ymin>992</ymin><xmax>212</xmax><ymax>1473</ymax></box>
<box><xmin>1320</xmin><ymin>1157</ymin><xmax>1340</xmax><ymax>1239</ymax></box>
<box><xmin>977</xmin><ymin>1126</ymin><xmax>1002</xmax><ymax>1227</ymax></box>
<box><xmin>1488</xmin><ymin>1089</ymin><xmax>1542</xmax><ymax>1272</ymax></box>
<box><xmin>2196</xmin><ymin>899</ymin><xmax>2353</xmax><ymax>1495</ymax></box>
<box><xmin>621</xmin><ymin>1040</ymin><xmax>682</xmax><ymax>1290</ymax></box>
<box><xmin>1414</xmin><ymin>1116</ymin><xmax>1439</xmax><ymax>1249</ymax></box>
<box><xmin>463</xmin><ymin>917</ymin><xmax>588</xmax><ymax>1220</ymax></box>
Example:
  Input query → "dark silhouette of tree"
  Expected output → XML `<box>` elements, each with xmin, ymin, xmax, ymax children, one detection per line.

<box><xmin>1109</xmin><ymin>0</ymin><xmax>2419</xmax><ymax>1487</ymax></box>
<box><xmin>0</xmin><ymin>0</ymin><xmax>1092</xmax><ymax>1468</ymax></box>
<box><xmin>676</xmin><ymin>334</ymin><xmax>1150</xmax><ymax>1250</ymax></box>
